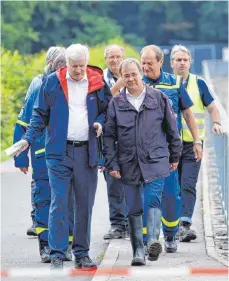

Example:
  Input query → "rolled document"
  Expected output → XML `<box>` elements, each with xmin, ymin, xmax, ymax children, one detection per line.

<box><xmin>5</xmin><ymin>143</ymin><xmax>24</xmax><ymax>156</ymax></box>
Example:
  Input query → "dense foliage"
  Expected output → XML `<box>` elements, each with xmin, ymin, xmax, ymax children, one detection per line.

<box><xmin>2</xmin><ymin>1</ymin><xmax>228</xmax><ymax>54</ymax></box>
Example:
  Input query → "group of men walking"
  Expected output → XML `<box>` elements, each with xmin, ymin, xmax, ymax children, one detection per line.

<box><xmin>13</xmin><ymin>42</ymin><xmax>223</xmax><ymax>269</ymax></box>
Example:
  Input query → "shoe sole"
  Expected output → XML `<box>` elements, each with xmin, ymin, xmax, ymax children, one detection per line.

<box><xmin>74</xmin><ymin>265</ymin><xmax>97</xmax><ymax>271</ymax></box>
<box><xmin>148</xmin><ymin>241</ymin><xmax>162</xmax><ymax>261</ymax></box>
<box><xmin>41</xmin><ymin>257</ymin><xmax>51</xmax><ymax>263</ymax></box>
<box><xmin>179</xmin><ymin>232</ymin><xmax>197</xmax><ymax>243</ymax></box>
<box><xmin>164</xmin><ymin>246</ymin><xmax>177</xmax><ymax>253</ymax></box>
<box><xmin>131</xmin><ymin>258</ymin><xmax>146</xmax><ymax>266</ymax></box>
<box><xmin>103</xmin><ymin>235</ymin><xmax>123</xmax><ymax>240</ymax></box>
<box><xmin>27</xmin><ymin>231</ymin><xmax>37</xmax><ymax>237</ymax></box>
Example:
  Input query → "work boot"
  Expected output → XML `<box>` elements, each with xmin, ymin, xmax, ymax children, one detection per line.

<box><xmin>74</xmin><ymin>256</ymin><xmax>97</xmax><ymax>270</ymax></box>
<box><xmin>65</xmin><ymin>243</ymin><xmax>72</xmax><ymax>261</ymax></box>
<box><xmin>179</xmin><ymin>222</ymin><xmax>197</xmax><ymax>242</ymax></box>
<box><xmin>164</xmin><ymin>236</ymin><xmax>177</xmax><ymax>253</ymax></box>
<box><xmin>26</xmin><ymin>225</ymin><xmax>37</xmax><ymax>236</ymax></box>
<box><xmin>38</xmin><ymin>239</ymin><xmax>51</xmax><ymax>263</ymax></box>
<box><xmin>147</xmin><ymin>208</ymin><xmax>162</xmax><ymax>261</ymax></box>
<box><xmin>128</xmin><ymin>215</ymin><xmax>146</xmax><ymax>266</ymax></box>
<box><xmin>103</xmin><ymin>228</ymin><xmax>124</xmax><ymax>240</ymax></box>
<box><xmin>50</xmin><ymin>257</ymin><xmax>63</xmax><ymax>269</ymax></box>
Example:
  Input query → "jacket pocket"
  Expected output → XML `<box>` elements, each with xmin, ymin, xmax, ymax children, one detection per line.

<box><xmin>148</xmin><ymin>145</ymin><xmax>169</xmax><ymax>160</ymax></box>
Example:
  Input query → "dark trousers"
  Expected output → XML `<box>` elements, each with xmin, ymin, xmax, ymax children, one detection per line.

<box><xmin>178</xmin><ymin>141</ymin><xmax>202</xmax><ymax>224</ymax></box>
<box><xmin>104</xmin><ymin>170</ymin><xmax>127</xmax><ymax>230</ymax></box>
<box><xmin>31</xmin><ymin>180</ymin><xmax>36</xmax><ymax>223</ymax></box>
<box><xmin>121</xmin><ymin>182</ymin><xmax>144</xmax><ymax>217</ymax></box>
<box><xmin>34</xmin><ymin>178</ymin><xmax>74</xmax><ymax>243</ymax></box>
<box><xmin>46</xmin><ymin>144</ymin><xmax>98</xmax><ymax>259</ymax></box>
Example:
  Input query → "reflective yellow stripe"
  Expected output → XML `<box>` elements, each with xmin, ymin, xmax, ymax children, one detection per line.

<box><xmin>161</xmin><ymin>217</ymin><xmax>179</xmax><ymax>227</ymax></box>
<box><xmin>69</xmin><ymin>236</ymin><xmax>73</xmax><ymax>242</ymax></box>
<box><xmin>182</xmin><ymin>74</ymin><xmax>205</xmax><ymax>141</ymax></box>
<box><xmin>155</xmin><ymin>75</ymin><xmax>181</xmax><ymax>89</ymax></box>
<box><xmin>35</xmin><ymin>148</ymin><xmax>45</xmax><ymax>155</ymax></box>
<box><xmin>16</xmin><ymin>120</ymin><xmax>28</xmax><ymax>127</ymax></box>
<box><xmin>35</xmin><ymin>227</ymin><xmax>48</xmax><ymax>235</ymax></box>
<box><xmin>143</xmin><ymin>227</ymin><xmax>147</xmax><ymax>235</ymax></box>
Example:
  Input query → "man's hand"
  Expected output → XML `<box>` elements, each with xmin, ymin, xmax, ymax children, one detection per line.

<box><xmin>13</xmin><ymin>140</ymin><xmax>29</xmax><ymax>157</ymax></box>
<box><xmin>169</xmin><ymin>162</ymin><xmax>179</xmax><ymax>171</ymax></box>
<box><xmin>98</xmin><ymin>166</ymin><xmax>105</xmax><ymax>173</ymax></box>
<box><xmin>193</xmin><ymin>143</ymin><xmax>203</xmax><ymax>162</ymax></box>
<box><xmin>93</xmin><ymin>122</ymin><xmax>102</xmax><ymax>137</ymax></box>
<box><xmin>111</xmin><ymin>77</ymin><xmax>125</xmax><ymax>96</ymax></box>
<box><xmin>109</xmin><ymin>170</ymin><xmax>121</xmax><ymax>179</ymax></box>
<box><xmin>212</xmin><ymin>123</ymin><xmax>223</xmax><ymax>135</ymax></box>
<box><xmin>19</xmin><ymin>167</ymin><xmax>29</xmax><ymax>174</ymax></box>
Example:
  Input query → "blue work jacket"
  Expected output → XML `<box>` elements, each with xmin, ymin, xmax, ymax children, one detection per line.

<box><xmin>13</xmin><ymin>74</ymin><xmax>48</xmax><ymax>180</ymax></box>
<box><xmin>22</xmin><ymin>65</ymin><xmax>112</xmax><ymax>167</ymax></box>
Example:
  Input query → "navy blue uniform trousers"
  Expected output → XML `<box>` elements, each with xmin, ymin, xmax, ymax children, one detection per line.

<box><xmin>178</xmin><ymin>141</ymin><xmax>202</xmax><ymax>224</ymax></box>
<box><xmin>46</xmin><ymin>144</ymin><xmax>98</xmax><ymax>259</ymax></box>
<box><xmin>104</xmin><ymin>170</ymin><xmax>127</xmax><ymax>230</ymax></box>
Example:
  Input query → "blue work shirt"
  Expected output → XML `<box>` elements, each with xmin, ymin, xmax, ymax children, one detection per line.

<box><xmin>143</xmin><ymin>69</ymin><xmax>193</xmax><ymax>134</ymax></box>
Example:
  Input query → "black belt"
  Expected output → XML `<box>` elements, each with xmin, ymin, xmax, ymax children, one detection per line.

<box><xmin>67</xmin><ymin>140</ymin><xmax>88</xmax><ymax>147</ymax></box>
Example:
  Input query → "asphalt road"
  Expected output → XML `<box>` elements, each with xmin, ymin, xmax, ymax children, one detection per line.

<box><xmin>1</xmin><ymin>159</ymin><xmax>110</xmax><ymax>281</ymax></box>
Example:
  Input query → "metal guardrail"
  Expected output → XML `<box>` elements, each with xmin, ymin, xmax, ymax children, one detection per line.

<box><xmin>202</xmin><ymin>60</ymin><xmax>229</xmax><ymax>233</ymax></box>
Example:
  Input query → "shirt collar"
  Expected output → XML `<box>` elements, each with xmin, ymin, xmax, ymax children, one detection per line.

<box><xmin>126</xmin><ymin>87</ymin><xmax>146</xmax><ymax>99</ymax></box>
<box><xmin>107</xmin><ymin>68</ymin><xmax>118</xmax><ymax>82</ymax></box>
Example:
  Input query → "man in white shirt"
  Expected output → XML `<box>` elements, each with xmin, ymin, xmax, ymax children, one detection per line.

<box><xmin>14</xmin><ymin>44</ymin><xmax>112</xmax><ymax>270</ymax></box>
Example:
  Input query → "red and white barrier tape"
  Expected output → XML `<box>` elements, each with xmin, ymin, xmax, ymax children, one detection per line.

<box><xmin>1</xmin><ymin>267</ymin><xmax>228</xmax><ymax>278</ymax></box>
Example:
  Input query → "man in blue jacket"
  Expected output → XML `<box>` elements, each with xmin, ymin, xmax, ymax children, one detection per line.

<box><xmin>13</xmin><ymin>47</ymin><xmax>74</xmax><ymax>263</ymax></box>
<box><xmin>14</xmin><ymin>44</ymin><xmax>112</xmax><ymax>270</ymax></box>
<box><xmin>103</xmin><ymin>58</ymin><xmax>182</xmax><ymax>266</ymax></box>
<box><xmin>140</xmin><ymin>45</ymin><xmax>202</xmax><ymax>259</ymax></box>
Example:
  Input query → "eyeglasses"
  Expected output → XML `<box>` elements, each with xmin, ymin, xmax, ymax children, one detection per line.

<box><xmin>107</xmin><ymin>56</ymin><xmax>123</xmax><ymax>61</ymax></box>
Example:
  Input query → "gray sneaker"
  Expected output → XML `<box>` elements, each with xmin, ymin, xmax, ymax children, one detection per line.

<box><xmin>179</xmin><ymin>223</ymin><xmax>197</xmax><ymax>242</ymax></box>
<box><xmin>103</xmin><ymin>228</ymin><xmax>124</xmax><ymax>240</ymax></box>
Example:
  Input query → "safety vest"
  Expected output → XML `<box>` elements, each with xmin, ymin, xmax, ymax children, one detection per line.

<box><xmin>182</xmin><ymin>73</ymin><xmax>205</xmax><ymax>141</ymax></box>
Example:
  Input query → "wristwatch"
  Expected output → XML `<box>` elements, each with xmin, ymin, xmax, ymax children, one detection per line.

<box><xmin>194</xmin><ymin>140</ymin><xmax>202</xmax><ymax>145</ymax></box>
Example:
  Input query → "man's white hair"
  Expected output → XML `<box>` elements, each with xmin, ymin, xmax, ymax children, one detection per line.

<box><xmin>65</xmin><ymin>44</ymin><xmax>89</xmax><ymax>63</ymax></box>
<box><xmin>104</xmin><ymin>44</ymin><xmax>125</xmax><ymax>58</ymax></box>
<box><xmin>170</xmin><ymin>45</ymin><xmax>192</xmax><ymax>61</ymax></box>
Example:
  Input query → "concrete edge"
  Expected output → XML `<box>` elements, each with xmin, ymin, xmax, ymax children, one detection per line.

<box><xmin>92</xmin><ymin>238</ymin><xmax>124</xmax><ymax>281</ymax></box>
<box><xmin>202</xmin><ymin>152</ymin><xmax>228</xmax><ymax>267</ymax></box>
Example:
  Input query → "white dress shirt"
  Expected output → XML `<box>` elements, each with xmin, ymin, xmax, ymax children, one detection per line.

<box><xmin>126</xmin><ymin>87</ymin><xmax>146</xmax><ymax>112</ymax></box>
<box><xmin>66</xmin><ymin>71</ymin><xmax>89</xmax><ymax>141</ymax></box>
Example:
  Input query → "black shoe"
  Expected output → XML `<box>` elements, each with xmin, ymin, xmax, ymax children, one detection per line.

<box><xmin>148</xmin><ymin>240</ymin><xmax>162</xmax><ymax>261</ymax></box>
<box><xmin>103</xmin><ymin>228</ymin><xmax>124</xmax><ymax>240</ymax></box>
<box><xmin>74</xmin><ymin>256</ymin><xmax>97</xmax><ymax>270</ymax></box>
<box><xmin>26</xmin><ymin>226</ymin><xmax>37</xmax><ymax>236</ymax></box>
<box><xmin>40</xmin><ymin>245</ymin><xmax>51</xmax><ymax>263</ymax></box>
<box><xmin>164</xmin><ymin>236</ymin><xmax>177</xmax><ymax>253</ymax></box>
<box><xmin>179</xmin><ymin>223</ymin><xmax>197</xmax><ymax>242</ymax></box>
<box><xmin>64</xmin><ymin>244</ymin><xmax>72</xmax><ymax>261</ymax></box>
<box><xmin>50</xmin><ymin>257</ymin><xmax>63</xmax><ymax>269</ymax></box>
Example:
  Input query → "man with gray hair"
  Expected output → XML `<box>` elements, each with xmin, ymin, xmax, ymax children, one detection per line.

<box><xmin>13</xmin><ymin>47</ymin><xmax>75</xmax><ymax>263</ymax></box>
<box><xmin>103</xmin><ymin>58</ymin><xmax>182</xmax><ymax>266</ymax></box>
<box><xmin>170</xmin><ymin>44</ymin><xmax>223</xmax><ymax>242</ymax></box>
<box><xmin>103</xmin><ymin>44</ymin><xmax>127</xmax><ymax>240</ymax></box>
<box><xmin>14</xmin><ymin>44</ymin><xmax>112</xmax><ymax>269</ymax></box>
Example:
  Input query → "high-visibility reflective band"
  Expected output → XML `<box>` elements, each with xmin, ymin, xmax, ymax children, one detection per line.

<box><xmin>155</xmin><ymin>76</ymin><xmax>181</xmax><ymax>90</ymax></box>
<box><xmin>35</xmin><ymin>148</ymin><xmax>45</xmax><ymax>155</ymax></box>
<box><xmin>161</xmin><ymin>217</ymin><xmax>179</xmax><ymax>227</ymax></box>
<box><xmin>182</xmin><ymin>124</ymin><xmax>204</xmax><ymax>130</ymax></box>
<box><xmin>16</xmin><ymin>120</ymin><xmax>28</xmax><ymax>127</ymax></box>
<box><xmin>142</xmin><ymin>227</ymin><xmax>147</xmax><ymax>235</ymax></box>
<box><xmin>69</xmin><ymin>236</ymin><xmax>73</xmax><ymax>242</ymax></box>
<box><xmin>35</xmin><ymin>227</ymin><xmax>48</xmax><ymax>235</ymax></box>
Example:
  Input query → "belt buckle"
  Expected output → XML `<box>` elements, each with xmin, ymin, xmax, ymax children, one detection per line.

<box><xmin>73</xmin><ymin>141</ymin><xmax>80</xmax><ymax>147</ymax></box>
